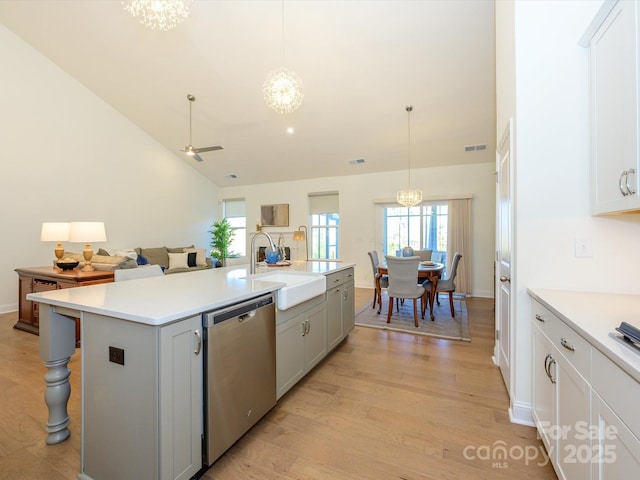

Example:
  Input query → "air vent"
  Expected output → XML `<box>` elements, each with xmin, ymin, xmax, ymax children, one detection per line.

<box><xmin>349</xmin><ymin>158</ymin><xmax>365</xmax><ymax>165</ymax></box>
<box><xmin>464</xmin><ymin>144</ymin><xmax>487</xmax><ymax>152</ymax></box>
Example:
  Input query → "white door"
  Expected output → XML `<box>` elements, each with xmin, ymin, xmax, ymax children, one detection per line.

<box><xmin>496</xmin><ymin>119</ymin><xmax>513</xmax><ymax>394</ymax></box>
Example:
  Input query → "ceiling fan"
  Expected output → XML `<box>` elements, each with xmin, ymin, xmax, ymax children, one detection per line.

<box><xmin>181</xmin><ymin>94</ymin><xmax>223</xmax><ymax>162</ymax></box>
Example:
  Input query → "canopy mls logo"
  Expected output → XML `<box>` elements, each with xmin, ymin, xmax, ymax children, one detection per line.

<box><xmin>463</xmin><ymin>421</ymin><xmax>618</xmax><ymax>469</ymax></box>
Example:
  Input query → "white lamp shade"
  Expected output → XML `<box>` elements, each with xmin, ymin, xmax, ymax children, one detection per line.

<box><xmin>41</xmin><ymin>222</ymin><xmax>70</xmax><ymax>242</ymax></box>
<box><xmin>69</xmin><ymin>222</ymin><xmax>107</xmax><ymax>243</ymax></box>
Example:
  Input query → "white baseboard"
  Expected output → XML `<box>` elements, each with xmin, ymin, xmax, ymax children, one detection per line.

<box><xmin>0</xmin><ymin>304</ymin><xmax>17</xmax><ymax>314</ymax></box>
<box><xmin>509</xmin><ymin>400</ymin><xmax>534</xmax><ymax>426</ymax></box>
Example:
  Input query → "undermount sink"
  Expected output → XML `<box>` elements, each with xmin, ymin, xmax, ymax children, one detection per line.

<box><xmin>251</xmin><ymin>272</ymin><xmax>326</xmax><ymax>311</ymax></box>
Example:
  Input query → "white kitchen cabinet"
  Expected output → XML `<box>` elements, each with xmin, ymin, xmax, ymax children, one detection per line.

<box><xmin>81</xmin><ymin>313</ymin><xmax>202</xmax><ymax>480</ymax></box>
<box><xmin>530</xmin><ymin>303</ymin><xmax>591</xmax><ymax>480</ymax></box>
<box><xmin>581</xmin><ymin>0</ymin><xmax>640</xmax><ymax>214</ymax></box>
<box><xmin>276</xmin><ymin>298</ymin><xmax>327</xmax><ymax>399</ymax></box>
<box><xmin>591</xmin><ymin>392</ymin><xmax>640</xmax><ymax>479</ymax></box>
<box><xmin>326</xmin><ymin>267</ymin><xmax>355</xmax><ymax>351</ymax></box>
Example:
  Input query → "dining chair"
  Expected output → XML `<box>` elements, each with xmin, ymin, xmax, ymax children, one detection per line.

<box><xmin>415</xmin><ymin>249</ymin><xmax>433</xmax><ymax>262</ymax></box>
<box><xmin>429</xmin><ymin>252</ymin><xmax>463</xmax><ymax>317</ymax></box>
<box><xmin>367</xmin><ymin>251</ymin><xmax>389</xmax><ymax>310</ymax></box>
<box><xmin>114</xmin><ymin>264</ymin><xmax>164</xmax><ymax>281</ymax></box>
<box><xmin>401</xmin><ymin>246</ymin><xmax>414</xmax><ymax>257</ymax></box>
<box><xmin>385</xmin><ymin>255</ymin><xmax>425</xmax><ymax>327</ymax></box>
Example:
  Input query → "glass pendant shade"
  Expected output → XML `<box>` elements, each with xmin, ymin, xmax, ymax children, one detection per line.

<box><xmin>122</xmin><ymin>0</ymin><xmax>191</xmax><ymax>31</ymax></box>
<box><xmin>263</xmin><ymin>67</ymin><xmax>304</xmax><ymax>114</ymax></box>
<box><xmin>397</xmin><ymin>189</ymin><xmax>423</xmax><ymax>208</ymax></box>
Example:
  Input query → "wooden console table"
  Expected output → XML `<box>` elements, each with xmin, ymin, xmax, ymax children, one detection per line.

<box><xmin>15</xmin><ymin>266</ymin><xmax>114</xmax><ymax>345</ymax></box>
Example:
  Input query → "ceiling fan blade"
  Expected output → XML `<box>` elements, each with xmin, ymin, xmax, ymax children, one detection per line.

<box><xmin>193</xmin><ymin>146</ymin><xmax>223</xmax><ymax>153</ymax></box>
<box><xmin>192</xmin><ymin>152</ymin><xmax>205</xmax><ymax>162</ymax></box>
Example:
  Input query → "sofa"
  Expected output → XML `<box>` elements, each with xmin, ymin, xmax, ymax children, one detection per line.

<box><xmin>61</xmin><ymin>246</ymin><xmax>212</xmax><ymax>274</ymax></box>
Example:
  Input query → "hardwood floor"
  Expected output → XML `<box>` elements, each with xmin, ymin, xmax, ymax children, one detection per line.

<box><xmin>0</xmin><ymin>289</ymin><xmax>556</xmax><ymax>480</ymax></box>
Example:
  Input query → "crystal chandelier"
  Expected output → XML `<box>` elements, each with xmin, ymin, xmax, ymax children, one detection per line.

<box><xmin>264</xmin><ymin>1</ymin><xmax>304</xmax><ymax>114</ymax></box>
<box><xmin>397</xmin><ymin>105</ymin><xmax>423</xmax><ymax>207</ymax></box>
<box><xmin>122</xmin><ymin>0</ymin><xmax>191</xmax><ymax>31</ymax></box>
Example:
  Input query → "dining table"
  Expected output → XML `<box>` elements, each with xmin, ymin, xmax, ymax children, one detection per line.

<box><xmin>376</xmin><ymin>261</ymin><xmax>445</xmax><ymax>320</ymax></box>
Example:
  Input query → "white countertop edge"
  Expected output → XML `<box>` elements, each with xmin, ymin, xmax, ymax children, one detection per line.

<box><xmin>528</xmin><ymin>288</ymin><xmax>640</xmax><ymax>384</ymax></box>
<box><xmin>38</xmin><ymin>284</ymin><xmax>283</xmax><ymax>326</ymax></box>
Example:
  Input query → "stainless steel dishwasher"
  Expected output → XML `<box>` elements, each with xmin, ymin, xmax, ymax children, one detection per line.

<box><xmin>202</xmin><ymin>293</ymin><xmax>276</xmax><ymax>466</ymax></box>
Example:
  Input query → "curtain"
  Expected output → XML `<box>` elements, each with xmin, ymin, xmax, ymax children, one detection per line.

<box><xmin>447</xmin><ymin>198</ymin><xmax>471</xmax><ymax>295</ymax></box>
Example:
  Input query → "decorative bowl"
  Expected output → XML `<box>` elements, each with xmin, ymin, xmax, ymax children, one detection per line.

<box><xmin>57</xmin><ymin>261</ymin><xmax>79</xmax><ymax>271</ymax></box>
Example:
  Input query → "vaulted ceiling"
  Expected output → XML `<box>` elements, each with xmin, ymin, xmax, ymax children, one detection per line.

<box><xmin>0</xmin><ymin>0</ymin><xmax>496</xmax><ymax>187</ymax></box>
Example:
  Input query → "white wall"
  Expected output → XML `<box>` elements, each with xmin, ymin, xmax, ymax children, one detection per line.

<box><xmin>497</xmin><ymin>0</ymin><xmax>640</xmax><ymax>423</ymax></box>
<box><xmin>0</xmin><ymin>25</ymin><xmax>219</xmax><ymax>312</ymax></box>
<box><xmin>219</xmin><ymin>161</ymin><xmax>496</xmax><ymax>297</ymax></box>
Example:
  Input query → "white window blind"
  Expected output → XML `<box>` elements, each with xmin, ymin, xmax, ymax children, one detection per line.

<box><xmin>223</xmin><ymin>198</ymin><xmax>246</xmax><ymax>218</ymax></box>
<box><xmin>309</xmin><ymin>192</ymin><xmax>339</xmax><ymax>214</ymax></box>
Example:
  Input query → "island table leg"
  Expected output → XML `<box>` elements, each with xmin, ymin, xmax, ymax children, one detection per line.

<box><xmin>38</xmin><ymin>304</ymin><xmax>77</xmax><ymax>445</ymax></box>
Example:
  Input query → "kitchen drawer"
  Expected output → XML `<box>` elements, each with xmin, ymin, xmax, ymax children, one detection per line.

<box><xmin>592</xmin><ymin>348</ymin><xmax>640</xmax><ymax>438</ymax></box>
<box><xmin>532</xmin><ymin>300</ymin><xmax>591</xmax><ymax>379</ymax></box>
<box><xmin>325</xmin><ymin>271</ymin><xmax>345</xmax><ymax>288</ymax></box>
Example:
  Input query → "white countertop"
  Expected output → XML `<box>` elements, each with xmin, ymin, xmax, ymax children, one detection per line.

<box><xmin>27</xmin><ymin>261</ymin><xmax>353</xmax><ymax>326</ymax></box>
<box><xmin>528</xmin><ymin>288</ymin><xmax>640</xmax><ymax>383</ymax></box>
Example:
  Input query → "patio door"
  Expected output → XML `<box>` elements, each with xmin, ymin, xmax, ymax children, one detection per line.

<box><xmin>496</xmin><ymin>119</ymin><xmax>513</xmax><ymax>395</ymax></box>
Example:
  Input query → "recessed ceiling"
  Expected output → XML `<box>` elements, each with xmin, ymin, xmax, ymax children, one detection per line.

<box><xmin>0</xmin><ymin>0</ymin><xmax>496</xmax><ymax>187</ymax></box>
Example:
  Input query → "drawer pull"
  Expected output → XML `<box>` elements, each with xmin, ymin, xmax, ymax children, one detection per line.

<box><xmin>560</xmin><ymin>338</ymin><xmax>575</xmax><ymax>352</ymax></box>
<box><xmin>535</xmin><ymin>314</ymin><xmax>545</xmax><ymax>323</ymax></box>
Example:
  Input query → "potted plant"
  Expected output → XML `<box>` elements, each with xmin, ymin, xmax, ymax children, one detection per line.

<box><xmin>209</xmin><ymin>218</ymin><xmax>235</xmax><ymax>267</ymax></box>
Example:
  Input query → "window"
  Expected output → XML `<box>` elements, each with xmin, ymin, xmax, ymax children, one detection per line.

<box><xmin>383</xmin><ymin>203</ymin><xmax>448</xmax><ymax>259</ymax></box>
<box><xmin>223</xmin><ymin>199</ymin><xmax>246</xmax><ymax>257</ymax></box>
<box><xmin>309</xmin><ymin>192</ymin><xmax>339</xmax><ymax>259</ymax></box>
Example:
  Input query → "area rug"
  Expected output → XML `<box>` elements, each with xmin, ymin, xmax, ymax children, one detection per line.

<box><xmin>355</xmin><ymin>293</ymin><xmax>471</xmax><ymax>342</ymax></box>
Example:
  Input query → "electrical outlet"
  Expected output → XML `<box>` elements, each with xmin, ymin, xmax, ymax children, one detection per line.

<box><xmin>575</xmin><ymin>237</ymin><xmax>593</xmax><ymax>258</ymax></box>
<box><xmin>109</xmin><ymin>346</ymin><xmax>125</xmax><ymax>365</ymax></box>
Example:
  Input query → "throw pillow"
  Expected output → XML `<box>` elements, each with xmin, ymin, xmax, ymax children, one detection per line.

<box><xmin>183</xmin><ymin>247</ymin><xmax>207</xmax><ymax>266</ymax></box>
<box><xmin>187</xmin><ymin>252</ymin><xmax>197</xmax><ymax>268</ymax></box>
<box><xmin>139</xmin><ymin>247</ymin><xmax>169</xmax><ymax>268</ymax></box>
<box><xmin>98</xmin><ymin>248</ymin><xmax>110</xmax><ymax>256</ymax></box>
<box><xmin>137</xmin><ymin>254</ymin><xmax>149</xmax><ymax>265</ymax></box>
<box><xmin>167</xmin><ymin>245</ymin><xmax>194</xmax><ymax>253</ymax></box>
<box><xmin>168</xmin><ymin>252</ymin><xmax>189</xmax><ymax>270</ymax></box>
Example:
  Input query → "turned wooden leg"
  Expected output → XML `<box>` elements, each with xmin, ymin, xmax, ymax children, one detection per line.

<box><xmin>43</xmin><ymin>357</ymin><xmax>71</xmax><ymax>445</ymax></box>
<box><xmin>413</xmin><ymin>299</ymin><xmax>419</xmax><ymax>327</ymax></box>
<box><xmin>387</xmin><ymin>296</ymin><xmax>394</xmax><ymax>323</ymax></box>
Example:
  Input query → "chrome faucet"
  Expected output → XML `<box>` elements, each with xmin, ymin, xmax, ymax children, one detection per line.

<box><xmin>250</xmin><ymin>231</ymin><xmax>277</xmax><ymax>274</ymax></box>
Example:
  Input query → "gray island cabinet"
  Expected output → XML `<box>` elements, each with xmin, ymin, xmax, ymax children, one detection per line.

<box><xmin>29</xmin><ymin>261</ymin><xmax>354</xmax><ymax>480</ymax></box>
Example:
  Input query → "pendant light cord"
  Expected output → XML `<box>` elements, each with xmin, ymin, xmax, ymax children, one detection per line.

<box><xmin>407</xmin><ymin>105</ymin><xmax>413</xmax><ymax>188</ymax></box>
<box><xmin>281</xmin><ymin>0</ymin><xmax>285</xmax><ymax>61</ymax></box>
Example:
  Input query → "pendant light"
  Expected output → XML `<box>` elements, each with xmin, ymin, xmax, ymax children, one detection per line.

<box><xmin>263</xmin><ymin>0</ymin><xmax>304</xmax><ymax>114</ymax></box>
<box><xmin>397</xmin><ymin>105</ymin><xmax>422</xmax><ymax>207</ymax></box>
<box><xmin>122</xmin><ymin>1</ymin><xmax>191</xmax><ymax>31</ymax></box>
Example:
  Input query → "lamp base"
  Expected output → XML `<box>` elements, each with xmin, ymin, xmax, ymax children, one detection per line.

<box><xmin>81</xmin><ymin>243</ymin><xmax>95</xmax><ymax>272</ymax></box>
<box><xmin>54</xmin><ymin>243</ymin><xmax>65</xmax><ymax>271</ymax></box>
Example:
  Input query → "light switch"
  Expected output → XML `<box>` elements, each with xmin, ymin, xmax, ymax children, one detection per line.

<box><xmin>575</xmin><ymin>237</ymin><xmax>593</xmax><ymax>258</ymax></box>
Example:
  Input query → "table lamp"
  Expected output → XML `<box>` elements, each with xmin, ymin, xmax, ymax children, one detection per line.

<box><xmin>41</xmin><ymin>222</ymin><xmax>70</xmax><ymax>270</ymax></box>
<box><xmin>69</xmin><ymin>222</ymin><xmax>107</xmax><ymax>272</ymax></box>
<box><xmin>292</xmin><ymin>225</ymin><xmax>308</xmax><ymax>261</ymax></box>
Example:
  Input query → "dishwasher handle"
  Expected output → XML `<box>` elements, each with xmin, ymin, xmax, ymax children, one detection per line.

<box><xmin>203</xmin><ymin>294</ymin><xmax>274</xmax><ymax>327</ymax></box>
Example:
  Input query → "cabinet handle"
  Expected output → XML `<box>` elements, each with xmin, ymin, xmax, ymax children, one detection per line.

<box><xmin>194</xmin><ymin>329</ymin><xmax>202</xmax><ymax>355</ymax></box>
<box><xmin>627</xmin><ymin>168</ymin><xmax>636</xmax><ymax>195</ymax></box>
<box><xmin>549</xmin><ymin>358</ymin><xmax>557</xmax><ymax>384</ymax></box>
<box><xmin>544</xmin><ymin>353</ymin><xmax>552</xmax><ymax>379</ymax></box>
<box><xmin>619</xmin><ymin>170</ymin><xmax>630</xmax><ymax>196</ymax></box>
<box><xmin>302</xmin><ymin>320</ymin><xmax>307</xmax><ymax>336</ymax></box>
<box><xmin>535</xmin><ymin>314</ymin><xmax>545</xmax><ymax>323</ymax></box>
<box><xmin>306</xmin><ymin>320</ymin><xmax>311</xmax><ymax>335</ymax></box>
<box><xmin>499</xmin><ymin>275</ymin><xmax>510</xmax><ymax>283</ymax></box>
<box><xmin>333</xmin><ymin>278</ymin><xmax>340</xmax><ymax>283</ymax></box>
<box><xmin>560</xmin><ymin>338</ymin><xmax>575</xmax><ymax>352</ymax></box>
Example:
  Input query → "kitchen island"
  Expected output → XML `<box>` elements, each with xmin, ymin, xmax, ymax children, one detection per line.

<box><xmin>28</xmin><ymin>261</ymin><xmax>354</xmax><ymax>480</ymax></box>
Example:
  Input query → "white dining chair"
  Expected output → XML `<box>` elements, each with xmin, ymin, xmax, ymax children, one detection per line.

<box><xmin>385</xmin><ymin>255</ymin><xmax>425</xmax><ymax>327</ymax></box>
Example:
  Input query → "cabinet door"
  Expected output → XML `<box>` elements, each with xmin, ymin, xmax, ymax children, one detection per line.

<box><xmin>532</xmin><ymin>326</ymin><xmax>556</xmax><ymax>454</ymax></box>
<box><xmin>590</xmin><ymin>0</ymin><xmax>640</xmax><ymax>214</ymax></box>
<box><xmin>160</xmin><ymin>316</ymin><xmax>203</xmax><ymax>480</ymax></box>
<box><xmin>591</xmin><ymin>392</ymin><xmax>640</xmax><ymax>479</ymax></box>
<box><xmin>304</xmin><ymin>303</ymin><xmax>327</xmax><ymax>371</ymax></box>
<box><xmin>276</xmin><ymin>315</ymin><xmax>306</xmax><ymax>399</ymax></box>
<box><xmin>342</xmin><ymin>281</ymin><xmax>355</xmax><ymax>335</ymax></box>
<box><xmin>555</xmin><ymin>354</ymin><xmax>591</xmax><ymax>480</ymax></box>
<box><xmin>326</xmin><ymin>286</ymin><xmax>343</xmax><ymax>351</ymax></box>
